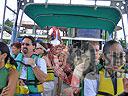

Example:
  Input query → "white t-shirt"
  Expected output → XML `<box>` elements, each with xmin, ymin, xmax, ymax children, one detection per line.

<box><xmin>84</xmin><ymin>78</ymin><xmax>98</xmax><ymax>96</ymax></box>
<box><xmin>20</xmin><ymin>58</ymin><xmax>47</xmax><ymax>79</ymax></box>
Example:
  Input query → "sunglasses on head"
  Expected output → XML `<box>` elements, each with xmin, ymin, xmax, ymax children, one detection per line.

<box><xmin>21</xmin><ymin>43</ymin><xmax>32</xmax><ymax>46</ymax></box>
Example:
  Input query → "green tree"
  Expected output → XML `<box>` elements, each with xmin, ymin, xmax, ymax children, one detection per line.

<box><xmin>4</xmin><ymin>19</ymin><xmax>13</xmax><ymax>34</ymax></box>
<box><xmin>119</xmin><ymin>38</ymin><xmax>126</xmax><ymax>48</ymax></box>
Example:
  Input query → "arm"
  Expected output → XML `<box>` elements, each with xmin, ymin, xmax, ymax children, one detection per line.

<box><xmin>43</xmin><ymin>55</ymin><xmax>52</xmax><ymax>68</ymax></box>
<box><xmin>31</xmin><ymin>58</ymin><xmax>47</xmax><ymax>83</ymax></box>
<box><xmin>1</xmin><ymin>68</ymin><xmax>18</xmax><ymax>96</ymax></box>
<box><xmin>32</xmin><ymin>66</ymin><xmax>47</xmax><ymax>83</ymax></box>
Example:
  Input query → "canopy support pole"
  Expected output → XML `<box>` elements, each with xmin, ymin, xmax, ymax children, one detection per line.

<box><xmin>11</xmin><ymin>0</ymin><xmax>22</xmax><ymax>43</ymax></box>
<box><xmin>0</xmin><ymin>0</ymin><xmax>7</xmax><ymax>41</ymax></box>
<box><xmin>121</xmin><ymin>17</ymin><xmax>127</xmax><ymax>48</ymax></box>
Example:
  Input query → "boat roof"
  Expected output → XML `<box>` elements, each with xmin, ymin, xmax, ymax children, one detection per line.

<box><xmin>23</xmin><ymin>3</ymin><xmax>121</xmax><ymax>35</ymax></box>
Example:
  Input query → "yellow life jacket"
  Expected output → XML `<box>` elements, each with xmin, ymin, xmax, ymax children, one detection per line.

<box><xmin>38</xmin><ymin>55</ymin><xmax>54</xmax><ymax>82</ymax></box>
<box><xmin>5</xmin><ymin>63</ymin><xmax>16</xmax><ymax>69</ymax></box>
<box><xmin>0</xmin><ymin>63</ymin><xmax>16</xmax><ymax>93</ymax></box>
<box><xmin>97</xmin><ymin>69</ymin><xmax>124</xmax><ymax>96</ymax></box>
<box><xmin>45</xmin><ymin>67</ymin><xmax>54</xmax><ymax>81</ymax></box>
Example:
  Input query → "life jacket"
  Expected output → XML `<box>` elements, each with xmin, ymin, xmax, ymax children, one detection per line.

<box><xmin>11</xmin><ymin>52</ymin><xmax>22</xmax><ymax>59</ymax></box>
<box><xmin>39</xmin><ymin>55</ymin><xmax>54</xmax><ymax>81</ymax></box>
<box><xmin>97</xmin><ymin>69</ymin><xmax>124</xmax><ymax>96</ymax></box>
<box><xmin>46</xmin><ymin>67</ymin><xmax>54</xmax><ymax>81</ymax></box>
<box><xmin>15</xmin><ymin>53</ymin><xmax>44</xmax><ymax>94</ymax></box>
<box><xmin>0</xmin><ymin>63</ymin><xmax>16</xmax><ymax>94</ymax></box>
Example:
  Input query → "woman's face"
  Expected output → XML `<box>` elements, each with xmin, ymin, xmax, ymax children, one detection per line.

<box><xmin>12</xmin><ymin>46</ymin><xmax>20</xmax><ymax>55</ymax></box>
<box><xmin>90</xmin><ymin>42</ymin><xmax>100</xmax><ymax>63</ymax></box>
<box><xmin>56</xmin><ymin>47</ymin><xmax>63</xmax><ymax>54</ymax></box>
<box><xmin>0</xmin><ymin>52</ymin><xmax>7</xmax><ymax>63</ymax></box>
<box><xmin>82</xmin><ymin>50</ymin><xmax>91</xmax><ymax>71</ymax></box>
<box><xmin>35</xmin><ymin>47</ymin><xmax>44</xmax><ymax>55</ymax></box>
<box><xmin>93</xmin><ymin>45</ymin><xmax>100</xmax><ymax>63</ymax></box>
<box><xmin>58</xmin><ymin>53</ymin><xmax>65</xmax><ymax>62</ymax></box>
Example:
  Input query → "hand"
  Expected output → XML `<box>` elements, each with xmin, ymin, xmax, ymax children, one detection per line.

<box><xmin>25</xmin><ymin>58</ymin><xmax>35</xmax><ymax>67</ymax></box>
<box><xmin>1</xmin><ymin>86</ymin><xmax>12</xmax><ymax>96</ymax></box>
<box><xmin>72</xmin><ymin>87</ymin><xmax>80</xmax><ymax>94</ymax></box>
<box><xmin>18</xmin><ymin>79</ymin><xmax>25</xmax><ymax>86</ymax></box>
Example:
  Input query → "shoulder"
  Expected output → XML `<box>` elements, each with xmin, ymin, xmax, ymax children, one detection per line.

<box><xmin>85</xmin><ymin>72</ymin><xmax>98</xmax><ymax>80</ymax></box>
<box><xmin>9</xmin><ymin>68</ymin><xmax>18</xmax><ymax>76</ymax></box>
<box><xmin>37</xmin><ymin>57</ymin><xmax>46</xmax><ymax>62</ymax></box>
<box><xmin>36</xmin><ymin>58</ymin><xmax>47</xmax><ymax>67</ymax></box>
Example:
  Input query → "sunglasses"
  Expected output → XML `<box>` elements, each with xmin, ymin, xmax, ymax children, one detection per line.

<box><xmin>21</xmin><ymin>43</ymin><xmax>32</xmax><ymax>46</ymax></box>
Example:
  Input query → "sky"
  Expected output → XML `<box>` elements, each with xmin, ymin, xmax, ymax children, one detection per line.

<box><xmin>0</xmin><ymin>0</ymin><xmax>128</xmax><ymax>42</ymax></box>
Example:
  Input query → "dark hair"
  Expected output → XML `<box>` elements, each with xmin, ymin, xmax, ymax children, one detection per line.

<box><xmin>22</xmin><ymin>36</ymin><xmax>36</xmax><ymax>46</ymax></box>
<box><xmin>0</xmin><ymin>42</ymin><xmax>17</xmax><ymax>67</ymax></box>
<box><xmin>103</xmin><ymin>40</ymin><xmax>119</xmax><ymax>54</ymax></box>
<box><xmin>11</xmin><ymin>42</ymin><xmax>21</xmax><ymax>49</ymax></box>
<box><xmin>82</xmin><ymin>42</ymin><xmax>96</xmax><ymax>77</ymax></box>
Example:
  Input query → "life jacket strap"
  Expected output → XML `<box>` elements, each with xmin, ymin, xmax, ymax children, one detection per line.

<box><xmin>98</xmin><ymin>91</ymin><xmax>113</xmax><ymax>96</ymax></box>
<box><xmin>21</xmin><ymin>79</ymin><xmax>42</xmax><ymax>85</ymax></box>
<box><xmin>0</xmin><ymin>88</ymin><xmax>3</xmax><ymax>94</ymax></box>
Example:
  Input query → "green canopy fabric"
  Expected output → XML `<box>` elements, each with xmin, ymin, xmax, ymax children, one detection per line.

<box><xmin>23</xmin><ymin>3</ymin><xmax>122</xmax><ymax>34</ymax></box>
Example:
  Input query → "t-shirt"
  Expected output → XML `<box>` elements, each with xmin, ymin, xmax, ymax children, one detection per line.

<box><xmin>84</xmin><ymin>78</ymin><xmax>98</xmax><ymax>96</ymax></box>
<box><xmin>20</xmin><ymin>57</ymin><xmax>47</xmax><ymax>79</ymax></box>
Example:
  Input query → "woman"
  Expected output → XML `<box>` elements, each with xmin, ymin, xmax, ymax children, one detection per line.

<box><xmin>64</xmin><ymin>41</ymin><xmax>99</xmax><ymax>96</ymax></box>
<box><xmin>0</xmin><ymin>42</ymin><xmax>18</xmax><ymax>96</ymax></box>
<box><xmin>11</xmin><ymin>42</ymin><xmax>21</xmax><ymax>58</ymax></box>
<box><xmin>35</xmin><ymin>42</ymin><xmax>54</xmax><ymax>96</ymax></box>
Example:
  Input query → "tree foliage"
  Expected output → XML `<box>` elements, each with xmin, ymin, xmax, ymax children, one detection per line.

<box><xmin>4</xmin><ymin>19</ymin><xmax>13</xmax><ymax>34</ymax></box>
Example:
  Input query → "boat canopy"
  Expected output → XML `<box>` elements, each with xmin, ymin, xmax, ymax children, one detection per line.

<box><xmin>23</xmin><ymin>3</ymin><xmax>122</xmax><ymax>34</ymax></box>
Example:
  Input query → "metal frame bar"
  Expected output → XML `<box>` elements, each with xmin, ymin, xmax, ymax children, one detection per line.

<box><xmin>0</xmin><ymin>0</ymin><xmax>128</xmax><ymax>42</ymax></box>
<box><xmin>6</xmin><ymin>6</ymin><xmax>17</xmax><ymax>14</ymax></box>
<box><xmin>0</xmin><ymin>0</ymin><xmax>7</xmax><ymax>41</ymax></box>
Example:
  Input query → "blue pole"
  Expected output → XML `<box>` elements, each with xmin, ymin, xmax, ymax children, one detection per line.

<box><xmin>11</xmin><ymin>0</ymin><xmax>20</xmax><ymax>43</ymax></box>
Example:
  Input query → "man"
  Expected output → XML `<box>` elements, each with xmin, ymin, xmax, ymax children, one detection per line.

<box><xmin>15</xmin><ymin>36</ymin><xmax>47</xmax><ymax>96</ymax></box>
<box><xmin>84</xmin><ymin>40</ymin><xmax>125</xmax><ymax>96</ymax></box>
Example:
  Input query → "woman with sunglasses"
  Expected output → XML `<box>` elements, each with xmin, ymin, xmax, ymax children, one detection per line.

<box><xmin>35</xmin><ymin>42</ymin><xmax>54</xmax><ymax>96</ymax></box>
<box><xmin>0</xmin><ymin>42</ymin><xmax>18</xmax><ymax>96</ymax></box>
